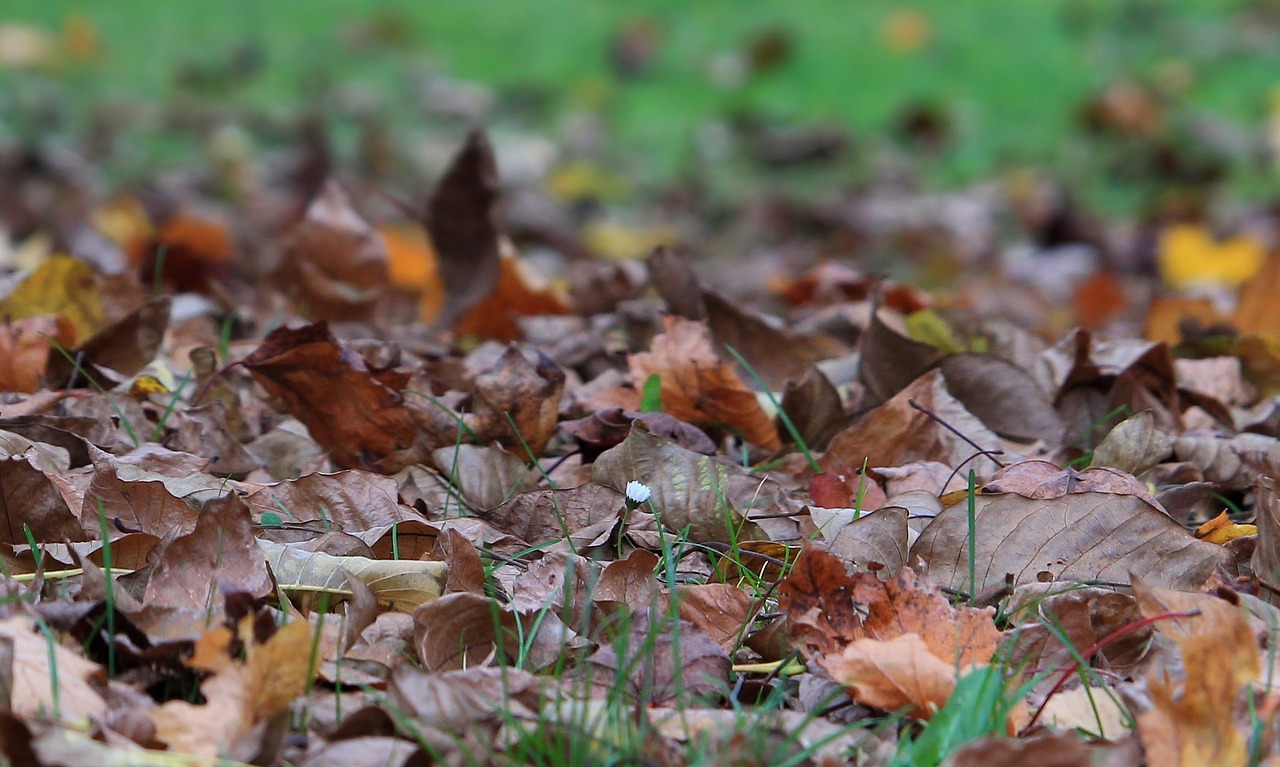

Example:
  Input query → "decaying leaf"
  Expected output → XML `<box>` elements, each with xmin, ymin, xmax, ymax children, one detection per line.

<box><xmin>578</xmin><ymin>608</ymin><xmax>731</xmax><ymax>706</ymax></box>
<box><xmin>779</xmin><ymin>548</ymin><xmax>1000</xmax><ymax>718</ymax></box>
<box><xmin>823</xmin><ymin>369</ymin><xmax>1006</xmax><ymax>478</ymax></box>
<box><xmin>0</xmin><ymin>615</ymin><xmax>106</xmax><ymax>723</ymax></box>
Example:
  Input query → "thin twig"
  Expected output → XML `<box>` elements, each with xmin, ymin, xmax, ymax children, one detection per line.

<box><xmin>909</xmin><ymin>398</ymin><xmax>1007</xmax><ymax>468</ymax></box>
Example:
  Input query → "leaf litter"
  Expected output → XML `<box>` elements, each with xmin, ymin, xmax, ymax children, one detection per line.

<box><xmin>0</xmin><ymin>124</ymin><xmax>1279</xmax><ymax>767</ymax></box>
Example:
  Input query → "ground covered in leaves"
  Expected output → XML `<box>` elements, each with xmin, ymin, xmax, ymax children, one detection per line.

<box><xmin>4</xmin><ymin>121</ymin><xmax>1280</xmax><ymax>767</ymax></box>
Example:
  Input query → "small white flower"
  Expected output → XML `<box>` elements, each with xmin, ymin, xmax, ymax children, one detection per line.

<box><xmin>624</xmin><ymin>481</ymin><xmax>652</xmax><ymax>506</ymax></box>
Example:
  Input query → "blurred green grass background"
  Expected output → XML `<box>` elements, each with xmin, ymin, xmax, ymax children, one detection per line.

<box><xmin>3</xmin><ymin>0</ymin><xmax>1278</xmax><ymax>209</ymax></box>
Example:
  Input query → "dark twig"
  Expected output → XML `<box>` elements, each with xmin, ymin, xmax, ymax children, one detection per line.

<box><xmin>909</xmin><ymin>398</ymin><xmax>1007</xmax><ymax>468</ymax></box>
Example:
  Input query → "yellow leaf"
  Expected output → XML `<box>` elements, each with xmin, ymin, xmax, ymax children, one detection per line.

<box><xmin>1158</xmin><ymin>224</ymin><xmax>1265</xmax><ymax>290</ymax></box>
<box><xmin>0</xmin><ymin>254</ymin><xmax>104</xmax><ymax>343</ymax></box>
<box><xmin>904</xmin><ymin>309</ymin><xmax>964</xmax><ymax>354</ymax></box>
<box><xmin>1194</xmin><ymin>511</ymin><xmax>1256</xmax><ymax>545</ymax></box>
<box><xmin>247</xmin><ymin>619</ymin><xmax>315</xmax><ymax>719</ymax></box>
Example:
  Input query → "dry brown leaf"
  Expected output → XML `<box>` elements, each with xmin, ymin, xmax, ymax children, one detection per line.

<box><xmin>0</xmin><ymin>453</ymin><xmax>92</xmax><ymax>545</ymax></box>
<box><xmin>942</xmin><ymin>730</ymin><xmax>1094</xmax><ymax>767</ymax></box>
<box><xmin>823</xmin><ymin>506</ymin><xmax>911</xmax><ymax>578</ymax></box>
<box><xmin>1089</xmin><ymin>410</ymin><xmax>1173</xmax><ymax>476</ymax></box>
<box><xmin>779</xmin><ymin>547</ymin><xmax>1000</xmax><ymax>667</ymax></box>
<box><xmin>276</xmin><ymin>180</ymin><xmax>389</xmax><ymax>321</ymax></box>
<box><xmin>629</xmin><ymin>315</ymin><xmax>781</xmax><ymax>449</ymax></box>
<box><xmin>483</xmin><ymin>483</ymin><xmax>625</xmax><ymax>545</ymax></box>
<box><xmin>911</xmin><ymin>469</ymin><xmax>1227</xmax><ymax>595</ymax></box>
<box><xmin>243</xmin><ymin>469</ymin><xmax>413</xmax><ymax>532</ymax></box>
<box><xmin>140</xmin><ymin>494</ymin><xmax>273</xmax><ymax>611</ymax></box>
<box><xmin>578</xmin><ymin>608</ymin><xmax>730</xmax><ymax>706</ymax></box>
<box><xmin>242</xmin><ymin>322</ymin><xmax>424</xmax><ymax>473</ymax></box>
<box><xmin>1172</xmin><ymin>432</ymin><xmax>1280</xmax><ymax>490</ymax></box>
<box><xmin>939</xmin><ymin>353</ymin><xmax>1063</xmax><ymax>444</ymax></box>
<box><xmin>858</xmin><ymin>306</ymin><xmax>941</xmax><ymax>408</ymax></box>
<box><xmin>591</xmin><ymin>426</ymin><xmax>770</xmax><ymax>543</ymax></box>
<box><xmin>431</xmin><ymin>443</ymin><xmax>538</xmax><ymax>511</ymax></box>
<box><xmin>133</xmin><ymin>213</ymin><xmax>235</xmax><ymax>294</ymax></box>
<box><xmin>150</xmin><ymin>619</ymin><xmax>317</xmax><ymax>756</ymax></box>
<box><xmin>595</xmin><ymin>549</ymin><xmax>664</xmax><ymax>612</ymax></box>
<box><xmin>461</xmin><ymin>345</ymin><xmax>565</xmax><ymax>455</ymax></box>
<box><xmin>677</xmin><ymin>583</ymin><xmax>757</xmax><ymax>650</ymax></box>
<box><xmin>412</xmin><ymin>591</ymin><xmax>575</xmax><ymax>672</ymax></box>
<box><xmin>45</xmin><ymin>295</ymin><xmax>169</xmax><ymax>385</ymax></box>
<box><xmin>454</xmin><ymin>242</ymin><xmax>573</xmax><ymax>340</ymax></box>
<box><xmin>822</xmin><ymin>369</ymin><xmax>1005</xmax><ymax>477</ymax></box>
<box><xmin>1037</xmin><ymin>685</ymin><xmax>1130</xmax><ymax>740</ymax></box>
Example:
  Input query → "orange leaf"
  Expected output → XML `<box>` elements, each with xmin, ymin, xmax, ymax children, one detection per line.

<box><xmin>629</xmin><ymin>315</ymin><xmax>781</xmax><ymax>449</ymax></box>
<box><xmin>820</xmin><ymin>633</ymin><xmax>958</xmax><ymax>718</ymax></box>
<box><xmin>0</xmin><ymin>315</ymin><xmax>73</xmax><ymax>392</ymax></box>
<box><xmin>452</xmin><ymin>241</ymin><xmax>573</xmax><ymax>341</ymax></box>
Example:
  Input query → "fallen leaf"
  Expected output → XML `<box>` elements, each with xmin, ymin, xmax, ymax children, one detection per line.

<box><xmin>412</xmin><ymin>591</ymin><xmax>575</xmax><ymax>672</ymax></box>
<box><xmin>461</xmin><ymin>345</ymin><xmax>565</xmax><ymax>455</ymax></box>
<box><xmin>242</xmin><ymin>322</ymin><xmax>424</xmax><ymax>473</ymax></box>
<box><xmin>261</xmin><ymin>539</ymin><xmax>446</xmax><ymax>612</ymax></box>
<box><xmin>630</xmin><ymin>315</ymin><xmax>781</xmax><ymax>449</ymax></box>
<box><xmin>140</xmin><ymin>494</ymin><xmax>273</xmax><ymax>612</ymax></box>
<box><xmin>1090</xmin><ymin>410</ymin><xmax>1173</xmax><ymax>475</ymax></box>
<box><xmin>1193</xmin><ymin>511</ymin><xmax>1255</xmax><ymax>545</ymax></box>
<box><xmin>0</xmin><ymin>615</ymin><xmax>106</xmax><ymax>723</ymax></box>
<box><xmin>779</xmin><ymin>550</ymin><xmax>1000</xmax><ymax>666</ymax></box>
<box><xmin>821</xmin><ymin>633</ymin><xmax>960</xmax><ymax>718</ymax></box>
<box><xmin>822</xmin><ymin>369</ymin><xmax>1006</xmax><ymax>478</ymax></box>
<box><xmin>911</xmin><ymin>463</ymin><xmax>1229</xmax><ymax>595</ymax></box>
<box><xmin>942</xmin><ymin>730</ymin><xmax>1094</xmax><ymax>767</ymax></box>
<box><xmin>677</xmin><ymin>583</ymin><xmax>757</xmax><ymax>650</ymax></box>
<box><xmin>938</xmin><ymin>353</ymin><xmax>1063</xmax><ymax>444</ymax></box>
<box><xmin>453</xmin><ymin>241</ymin><xmax>572</xmax><ymax>340</ymax></box>
<box><xmin>425</xmin><ymin>129</ymin><xmax>502</xmax><ymax>331</ymax></box>
<box><xmin>0</xmin><ymin>254</ymin><xmax>104</xmax><ymax>344</ymax></box>
<box><xmin>578</xmin><ymin>608</ymin><xmax>730</xmax><ymax>706</ymax></box>
<box><xmin>1157</xmin><ymin>223</ymin><xmax>1265</xmax><ymax>291</ymax></box>
<box><xmin>591</xmin><ymin>426</ymin><xmax>769</xmax><ymax>543</ymax></box>
<box><xmin>277</xmin><ymin>180</ymin><xmax>389</xmax><ymax>320</ymax></box>
<box><xmin>1132</xmin><ymin>578</ymin><xmax>1259</xmax><ymax>767</ymax></box>
<box><xmin>0</xmin><ymin>316</ymin><xmax>72</xmax><ymax>392</ymax></box>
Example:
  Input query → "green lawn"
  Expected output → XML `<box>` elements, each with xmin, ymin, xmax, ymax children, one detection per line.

<box><xmin>3</xmin><ymin>0</ymin><xmax>1278</xmax><ymax>208</ymax></box>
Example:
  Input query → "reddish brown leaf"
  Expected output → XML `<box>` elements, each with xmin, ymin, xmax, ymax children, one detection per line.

<box><xmin>242</xmin><ymin>322</ymin><xmax>424</xmax><ymax>473</ymax></box>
